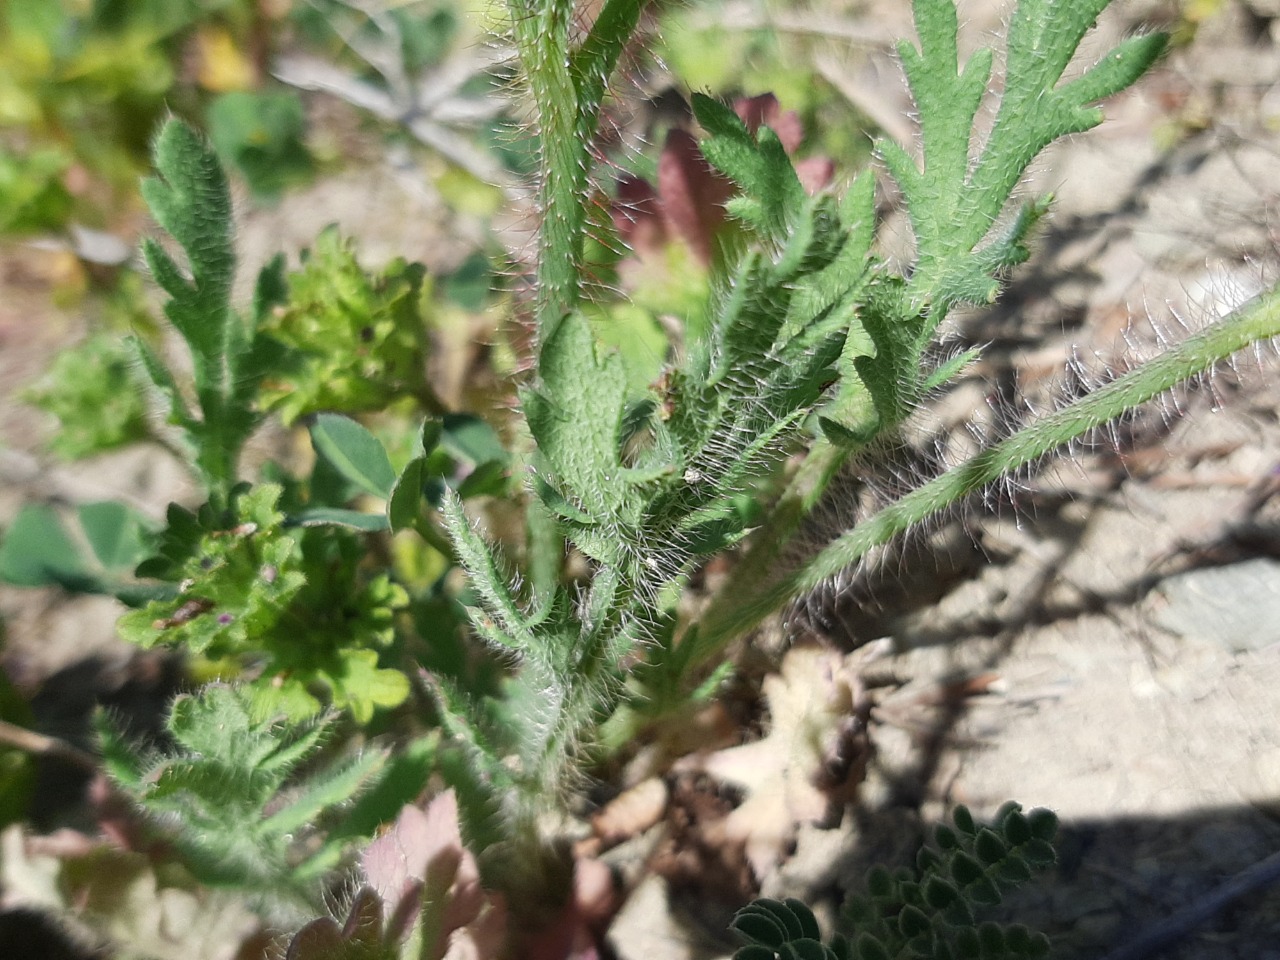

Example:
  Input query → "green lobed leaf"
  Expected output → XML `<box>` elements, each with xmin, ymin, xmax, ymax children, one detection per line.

<box><xmin>140</xmin><ymin>120</ymin><xmax>235</xmax><ymax>364</ymax></box>
<box><xmin>256</xmin><ymin>227</ymin><xmax>431</xmax><ymax>425</ymax></box>
<box><xmin>691</xmin><ymin>93</ymin><xmax>805</xmax><ymax>239</ymax></box>
<box><xmin>881</xmin><ymin>0</ymin><xmax>1166</xmax><ymax>327</ymax></box>
<box><xmin>104</xmin><ymin>685</ymin><xmax>386</xmax><ymax>907</ymax></box>
<box><xmin>524</xmin><ymin>311</ymin><xmax>638</xmax><ymax>524</ymax></box>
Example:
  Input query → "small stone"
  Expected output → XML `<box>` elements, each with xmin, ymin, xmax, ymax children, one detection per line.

<box><xmin>1150</xmin><ymin>559</ymin><xmax>1280</xmax><ymax>654</ymax></box>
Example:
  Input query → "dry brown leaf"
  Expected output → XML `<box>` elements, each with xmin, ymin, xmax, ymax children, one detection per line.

<box><xmin>675</xmin><ymin>647</ymin><xmax>869</xmax><ymax>882</ymax></box>
<box><xmin>590</xmin><ymin>778</ymin><xmax>669</xmax><ymax>850</ymax></box>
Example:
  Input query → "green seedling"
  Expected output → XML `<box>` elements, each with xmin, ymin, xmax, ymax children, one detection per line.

<box><xmin>3</xmin><ymin>0</ymin><xmax>1278</xmax><ymax>955</ymax></box>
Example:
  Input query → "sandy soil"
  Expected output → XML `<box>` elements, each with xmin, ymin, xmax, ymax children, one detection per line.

<box><xmin>2</xmin><ymin>1</ymin><xmax>1279</xmax><ymax>958</ymax></box>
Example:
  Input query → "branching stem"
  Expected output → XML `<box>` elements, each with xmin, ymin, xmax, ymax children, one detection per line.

<box><xmin>693</xmin><ymin>287</ymin><xmax>1280</xmax><ymax>658</ymax></box>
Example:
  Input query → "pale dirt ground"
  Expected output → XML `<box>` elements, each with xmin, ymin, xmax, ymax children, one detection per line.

<box><xmin>2</xmin><ymin>0</ymin><xmax>1280</xmax><ymax>958</ymax></box>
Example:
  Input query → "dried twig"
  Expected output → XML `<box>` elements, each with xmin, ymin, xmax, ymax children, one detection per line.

<box><xmin>0</xmin><ymin>719</ymin><xmax>99</xmax><ymax>772</ymax></box>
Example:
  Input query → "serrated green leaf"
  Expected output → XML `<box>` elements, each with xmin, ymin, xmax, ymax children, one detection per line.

<box><xmin>256</xmin><ymin>228</ymin><xmax>430</xmax><ymax>425</ymax></box>
<box><xmin>310</xmin><ymin>414</ymin><xmax>397</xmax><ymax>500</ymax></box>
<box><xmin>141</xmin><ymin>120</ymin><xmax>235</xmax><ymax>363</ymax></box>
<box><xmin>525</xmin><ymin>311</ymin><xmax>634</xmax><ymax>520</ymax></box>
<box><xmin>140</xmin><ymin>118</ymin><xmax>271</xmax><ymax>501</ymax></box>
<box><xmin>691</xmin><ymin>93</ymin><xmax>804</xmax><ymax>239</ymax></box>
<box><xmin>882</xmin><ymin>0</ymin><xmax>1164</xmax><ymax>328</ymax></box>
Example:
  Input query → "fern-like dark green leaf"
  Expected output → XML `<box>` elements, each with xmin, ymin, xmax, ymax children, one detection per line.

<box><xmin>100</xmin><ymin>685</ymin><xmax>386</xmax><ymax>912</ymax></box>
<box><xmin>137</xmin><ymin>119</ymin><xmax>285</xmax><ymax>503</ymax></box>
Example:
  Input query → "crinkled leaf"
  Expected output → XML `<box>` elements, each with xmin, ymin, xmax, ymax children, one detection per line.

<box><xmin>257</xmin><ymin>227</ymin><xmax>430</xmax><ymax>425</ymax></box>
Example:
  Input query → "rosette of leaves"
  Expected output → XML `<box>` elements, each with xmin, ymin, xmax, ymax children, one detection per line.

<box><xmin>256</xmin><ymin>227</ymin><xmax>435</xmax><ymax>425</ymax></box>
<box><xmin>730</xmin><ymin>803</ymin><xmax>1058</xmax><ymax>960</ymax></box>
<box><xmin>117</xmin><ymin>484</ymin><xmax>410</xmax><ymax>722</ymax></box>
<box><xmin>99</xmin><ymin>684</ymin><xmax>386</xmax><ymax>915</ymax></box>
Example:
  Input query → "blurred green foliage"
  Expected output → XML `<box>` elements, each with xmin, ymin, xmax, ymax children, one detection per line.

<box><xmin>23</xmin><ymin>332</ymin><xmax>151</xmax><ymax>458</ymax></box>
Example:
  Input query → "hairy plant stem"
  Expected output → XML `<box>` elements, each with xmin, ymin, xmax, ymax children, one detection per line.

<box><xmin>489</xmin><ymin>0</ymin><xmax>651</xmax><ymax>908</ymax></box>
<box><xmin>511</xmin><ymin>0</ymin><xmax>650</xmax><ymax>341</ymax></box>
<box><xmin>692</xmin><ymin>285</ymin><xmax>1280</xmax><ymax>658</ymax></box>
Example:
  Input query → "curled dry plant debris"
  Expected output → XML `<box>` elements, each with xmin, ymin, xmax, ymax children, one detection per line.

<box><xmin>673</xmin><ymin>646</ymin><xmax>871</xmax><ymax>883</ymax></box>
